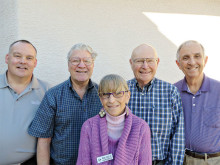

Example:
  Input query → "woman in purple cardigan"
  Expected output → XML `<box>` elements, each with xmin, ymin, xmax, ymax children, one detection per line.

<box><xmin>77</xmin><ymin>74</ymin><xmax>152</xmax><ymax>165</ymax></box>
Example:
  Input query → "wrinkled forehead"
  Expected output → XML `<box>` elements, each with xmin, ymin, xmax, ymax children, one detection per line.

<box><xmin>70</xmin><ymin>49</ymin><xmax>92</xmax><ymax>59</ymax></box>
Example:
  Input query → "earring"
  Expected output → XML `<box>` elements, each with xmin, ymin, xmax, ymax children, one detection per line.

<box><xmin>99</xmin><ymin>109</ymin><xmax>106</xmax><ymax>118</ymax></box>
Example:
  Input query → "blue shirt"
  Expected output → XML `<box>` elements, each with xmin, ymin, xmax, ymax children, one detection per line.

<box><xmin>175</xmin><ymin>75</ymin><xmax>220</xmax><ymax>153</ymax></box>
<box><xmin>128</xmin><ymin>78</ymin><xmax>185</xmax><ymax>165</ymax></box>
<box><xmin>0</xmin><ymin>72</ymin><xmax>51</xmax><ymax>164</ymax></box>
<box><xmin>28</xmin><ymin>78</ymin><xmax>102</xmax><ymax>165</ymax></box>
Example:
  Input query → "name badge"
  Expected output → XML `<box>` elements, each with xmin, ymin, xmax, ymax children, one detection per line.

<box><xmin>97</xmin><ymin>153</ymin><xmax>113</xmax><ymax>163</ymax></box>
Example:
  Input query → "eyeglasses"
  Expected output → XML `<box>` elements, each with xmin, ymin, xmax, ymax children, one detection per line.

<box><xmin>69</xmin><ymin>57</ymin><xmax>93</xmax><ymax>66</ymax></box>
<box><xmin>99</xmin><ymin>91</ymin><xmax>128</xmax><ymax>99</ymax></box>
<box><xmin>133</xmin><ymin>58</ymin><xmax>158</xmax><ymax>66</ymax></box>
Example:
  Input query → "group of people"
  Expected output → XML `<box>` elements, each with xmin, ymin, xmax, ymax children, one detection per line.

<box><xmin>1</xmin><ymin>39</ymin><xmax>220</xmax><ymax>165</ymax></box>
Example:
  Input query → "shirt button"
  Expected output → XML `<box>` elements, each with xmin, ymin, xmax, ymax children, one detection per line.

<box><xmin>141</xmin><ymin>93</ymin><xmax>144</xmax><ymax>95</ymax></box>
<box><xmin>193</xmin><ymin>96</ymin><xmax>195</xmax><ymax>99</ymax></box>
<box><xmin>193</xmin><ymin>104</ymin><xmax>196</xmax><ymax>106</ymax></box>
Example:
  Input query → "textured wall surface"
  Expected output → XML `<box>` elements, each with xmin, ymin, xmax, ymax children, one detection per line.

<box><xmin>1</xmin><ymin>0</ymin><xmax>220</xmax><ymax>85</ymax></box>
<box><xmin>0</xmin><ymin>0</ymin><xmax>18</xmax><ymax>73</ymax></box>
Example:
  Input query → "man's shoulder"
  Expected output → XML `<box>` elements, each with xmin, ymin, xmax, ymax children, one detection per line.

<box><xmin>127</xmin><ymin>78</ymin><xmax>136</xmax><ymax>87</ymax></box>
<box><xmin>45</xmin><ymin>79</ymin><xmax>69</xmax><ymax>95</ymax></box>
<box><xmin>154</xmin><ymin>78</ymin><xmax>177</xmax><ymax>89</ymax></box>
<box><xmin>174</xmin><ymin>79</ymin><xmax>184</xmax><ymax>90</ymax></box>
<box><xmin>35</xmin><ymin>78</ymin><xmax>52</xmax><ymax>90</ymax></box>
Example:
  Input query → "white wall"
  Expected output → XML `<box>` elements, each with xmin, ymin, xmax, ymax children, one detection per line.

<box><xmin>1</xmin><ymin>0</ymin><xmax>220</xmax><ymax>85</ymax></box>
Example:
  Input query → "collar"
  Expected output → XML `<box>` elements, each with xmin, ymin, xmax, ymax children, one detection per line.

<box><xmin>68</xmin><ymin>77</ymin><xmax>95</xmax><ymax>90</ymax></box>
<box><xmin>129</xmin><ymin>77</ymin><xmax>155</xmax><ymax>92</ymax></box>
<box><xmin>181</xmin><ymin>74</ymin><xmax>209</xmax><ymax>93</ymax></box>
<box><xmin>0</xmin><ymin>71</ymin><xmax>39</xmax><ymax>90</ymax></box>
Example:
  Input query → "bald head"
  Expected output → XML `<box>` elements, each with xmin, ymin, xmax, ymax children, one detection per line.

<box><xmin>130</xmin><ymin>44</ymin><xmax>159</xmax><ymax>88</ymax></box>
<box><xmin>131</xmin><ymin>44</ymin><xmax>158</xmax><ymax>60</ymax></box>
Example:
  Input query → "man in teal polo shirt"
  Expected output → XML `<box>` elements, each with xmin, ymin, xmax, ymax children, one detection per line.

<box><xmin>0</xmin><ymin>40</ymin><xmax>51</xmax><ymax>165</ymax></box>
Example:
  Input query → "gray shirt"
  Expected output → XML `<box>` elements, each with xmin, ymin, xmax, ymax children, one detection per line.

<box><xmin>0</xmin><ymin>72</ymin><xmax>51</xmax><ymax>165</ymax></box>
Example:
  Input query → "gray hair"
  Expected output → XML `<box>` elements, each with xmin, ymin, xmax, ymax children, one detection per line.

<box><xmin>67</xmin><ymin>43</ymin><xmax>98</xmax><ymax>61</ymax></box>
<box><xmin>98</xmin><ymin>74</ymin><xmax>129</xmax><ymax>94</ymax></box>
<box><xmin>176</xmin><ymin>40</ymin><xmax>205</xmax><ymax>62</ymax></box>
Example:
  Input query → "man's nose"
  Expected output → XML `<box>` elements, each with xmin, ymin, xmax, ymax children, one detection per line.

<box><xmin>20</xmin><ymin>57</ymin><xmax>27</xmax><ymax>63</ymax></box>
<box><xmin>78</xmin><ymin>60</ymin><xmax>86</xmax><ymax>67</ymax></box>
<box><xmin>187</xmin><ymin>57</ymin><xmax>196</xmax><ymax>65</ymax></box>
<box><xmin>142</xmin><ymin>60</ymin><xmax>149</xmax><ymax>68</ymax></box>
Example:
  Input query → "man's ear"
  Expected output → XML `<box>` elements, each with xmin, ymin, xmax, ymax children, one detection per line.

<box><xmin>129</xmin><ymin>59</ymin><xmax>132</xmax><ymax>65</ymax></box>
<box><xmin>176</xmin><ymin>60</ymin><xmax>181</xmax><ymax>70</ymax></box>
<box><xmin>204</xmin><ymin>56</ymin><xmax>208</xmax><ymax>66</ymax></box>
<box><xmin>5</xmin><ymin>54</ymin><xmax>9</xmax><ymax>64</ymax></box>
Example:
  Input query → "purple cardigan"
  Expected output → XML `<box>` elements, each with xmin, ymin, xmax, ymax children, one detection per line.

<box><xmin>77</xmin><ymin>109</ymin><xmax>152</xmax><ymax>165</ymax></box>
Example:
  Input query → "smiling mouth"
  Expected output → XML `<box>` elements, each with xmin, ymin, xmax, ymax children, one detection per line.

<box><xmin>140</xmin><ymin>70</ymin><xmax>151</xmax><ymax>74</ymax></box>
<box><xmin>187</xmin><ymin>66</ymin><xmax>199</xmax><ymax>71</ymax></box>
<box><xmin>76</xmin><ymin>71</ymin><xmax>87</xmax><ymax>73</ymax></box>
<box><xmin>17</xmin><ymin>67</ymin><xmax>27</xmax><ymax>70</ymax></box>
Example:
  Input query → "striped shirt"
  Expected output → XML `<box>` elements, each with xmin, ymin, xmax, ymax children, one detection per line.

<box><xmin>128</xmin><ymin>78</ymin><xmax>185</xmax><ymax>165</ymax></box>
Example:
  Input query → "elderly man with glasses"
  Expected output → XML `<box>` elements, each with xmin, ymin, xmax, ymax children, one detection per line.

<box><xmin>128</xmin><ymin>44</ymin><xmax>185</xmax><ymax>165</ymax></box>
<box><xmin>28</xmin><ymin>43</ymin><xmax>102</xmax><ymax>165</ymax></box>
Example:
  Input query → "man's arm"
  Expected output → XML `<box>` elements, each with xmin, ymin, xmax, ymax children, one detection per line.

<box><xmin>37</xmin><ymin>138</ymin><xmax>51</xmax><ymax>165</ymax></box>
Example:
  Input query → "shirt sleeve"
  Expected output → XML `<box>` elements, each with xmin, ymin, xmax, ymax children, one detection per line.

<box><xmin>28</xmin><ymin>90</ymin><xmax>56</xmax><ymax>138</ymax></box>
<box><xmin>76</xmin><ymin>121</ymin><xmax>92</xmax><ymax>165</ymax></box>
<box><xmin>165</xmin><ymin>87</ymin><xmax>185</xmax><ymax>165</ymax></box>
<box><xmin>138</xmin><ymin>123</ymin><xmax>152</xmax><ymax>165</ymax></box>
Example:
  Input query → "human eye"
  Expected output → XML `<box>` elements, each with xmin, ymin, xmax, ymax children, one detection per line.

<box><xmin>134</xmin><ymin>59</ymin><xmax>144</xmax><ymax>64</ymax></box>
<box><xmin>13</xmin><ymin>54</ymin><xmax>21</xmax><ymax>58</ymax></box>
<box><xmin>26</xmin><ymin>56</ymin><xmax>34</xmax><ymax>60</ymax></box>
<box><xmin>114</xmin><ymin>91</ymin><xmax>124</xmax><ymax>97</ymax></box>
<box><xmin>194</xmin><ymin>54</ymin><xmax>201</xmax><ymax>59</ymax></box>
<box><xmin>83</xmin><ymin>58</ymin><xmax>92</xmax><ymax>65</ymax></box>
<box><xmin>102</xmin><ymin>93</ymin><xmax>110</xmax><ymax>98</ymax></box>
<box><xmin>182</xmin><ymin>56</ymin><xmax>189</xmax><ymax>61</ymax></box>
<box><xmin>70</xmin><ymin>58</ymin><xmax>80</xmax><ymax>65</ymax></box>
<box><xmin>146</xmin><ymin>58</ymin><xmax>154</xmax><ymax>64</ymax></box>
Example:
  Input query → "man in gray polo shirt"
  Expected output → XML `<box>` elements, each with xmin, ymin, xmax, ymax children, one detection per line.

<box><xmin>0</xmin><ymin>40</ymin><xmax>51</xmax><ymax>165</ymax></box>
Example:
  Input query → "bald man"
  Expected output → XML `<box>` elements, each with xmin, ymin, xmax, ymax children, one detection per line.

<box><xmin>128</xmin><ymin>44</ymin><xmax>185</xmax><ymax>165</ymax></box>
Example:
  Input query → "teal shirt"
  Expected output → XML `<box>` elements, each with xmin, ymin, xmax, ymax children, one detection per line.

<box><xmin>0</xmin><ymin>72</ymin><xmax>51</xmax><ymax>164</ymax></box>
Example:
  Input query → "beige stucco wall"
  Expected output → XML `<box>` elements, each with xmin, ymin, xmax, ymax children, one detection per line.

<box><xmin>1</xmin><ymin>0</ymin><xmax>220</xmax><ymax>85</ymax></box>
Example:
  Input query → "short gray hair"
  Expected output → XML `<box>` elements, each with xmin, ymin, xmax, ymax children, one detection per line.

<box><xmin>176</xmin><ymin>40</ymin><xmax>205</xmax><ymax>62</ymax></box>
<box><xmin>67</xmin><ymin>43</ymin><xmax>98</xmax><ymax>61</ymax></box>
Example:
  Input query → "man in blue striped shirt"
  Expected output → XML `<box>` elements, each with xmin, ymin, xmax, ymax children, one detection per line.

<box><xmin>28</xmin><ymin>43</ymin><xmax>102</xmax><ymax>164</ymax></box>
<box><xmin>128</xmin><ymin>44</ymin><xmax>185</xmax><ymax>165</ymax></box>
<box><xmin>175</xmin><ymin>40</ymin><xmax>220</xmax><ymax>165</ymax></box>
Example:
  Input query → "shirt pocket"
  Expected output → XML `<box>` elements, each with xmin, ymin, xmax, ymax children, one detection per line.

<box><xmin>204</xmin><ymin>107</ymin><xmax>220</xmax><ymax>128</ymax></box>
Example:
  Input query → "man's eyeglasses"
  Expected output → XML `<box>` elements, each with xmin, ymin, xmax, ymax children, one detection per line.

<box><xmin>133</xmin><ymin>58</ymin><xmax>158</xmax><ymax>66</ymax></box>
<box><xmin>69</xmin><ymin>57</ymin><xmax>93</xmax><ymax>66</ymax></box>
<box><xmin>99</xmin><ymin>91</ymin><xmax>128</xmax><ymax>99</ymax></box>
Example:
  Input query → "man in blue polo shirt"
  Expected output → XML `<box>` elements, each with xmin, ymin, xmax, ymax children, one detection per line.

<box><xmin>175</xmin><ymin>40</ymin><xmax>220</xmax><ymax>165</ymax></box>
<box><xmin>28</xmin><ymin>43</ymin><xmax>102</xmax><ymax>164</ymax></box>
<box><xmin>0</xmin><ymin>40</ymin><xmax>51</xmax><ymax>165</ymax></box>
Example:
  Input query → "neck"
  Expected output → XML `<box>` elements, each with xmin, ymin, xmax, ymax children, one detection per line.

<box><xmin>71</xmin><ymin>78</ymin><xmax>89</xmax><ymax>99</ymax></box>
<box><xmin>185</xmin><ymin>74</ymin><xmax>204</xmax><ymax>94</ymax></box>
<box><xmin>7</xmin><ymin>72</ymin><xmax>32</xmax><ymax>94</ymax></box>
